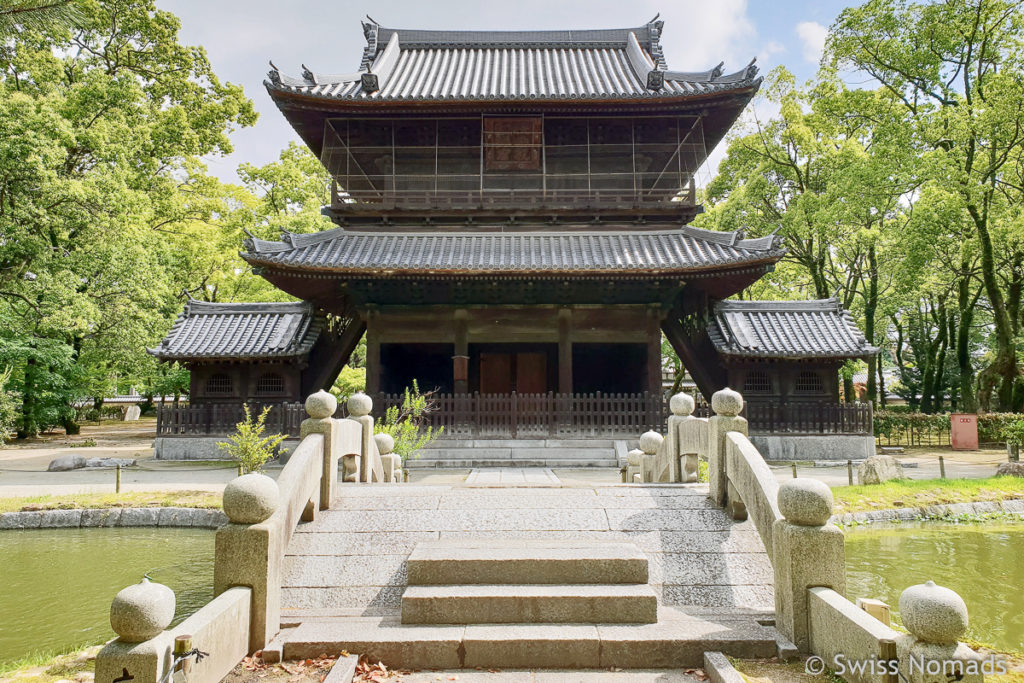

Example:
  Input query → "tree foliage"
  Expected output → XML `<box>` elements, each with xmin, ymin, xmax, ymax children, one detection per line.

<box><xmin>701</xmin><ymin>0</ymin><xmax>1024</xmax><ymax>414</ymax></box>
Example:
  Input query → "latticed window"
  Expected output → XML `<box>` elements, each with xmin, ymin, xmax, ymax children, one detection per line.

<box><xmin>795</xmin><ymin>370</ymin><xmax>824</xmax><ymax>394</ymax></box>
<box><xmin>205</xmin><ymin>373</ymin><xmax>233</xmax><ymax>395</ymax></box>
<box><xmin>256</xmin><ymin>373</ymin><xmax>285</xmax><ymax>396</ymax></box>
<box><xmin>743</xmin><ymin>370</ymin><xmax>771</xmax><ymax>394</ymax></box>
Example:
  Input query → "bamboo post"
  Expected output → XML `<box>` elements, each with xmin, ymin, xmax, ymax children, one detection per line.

<box><xmin>791</xmin><ymin>463</ymin><xmax>798</xmax><ymax>479</ymax></box>
<box><xmin>939</xmin><ymin>455</ymin><xmax>946</xmax><ymax>479</ymax></box>
<box><xmin>115</xmin><ymin>464</ymin><xmax>121</xmax><ymax>493</ymax></box>
<box><xmin>847</xmin><ymin>460</ymin><xmax>853</xmax><ymax>486</ymax></box>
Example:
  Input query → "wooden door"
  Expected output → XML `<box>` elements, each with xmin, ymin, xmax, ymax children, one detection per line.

<box><xmin>479</xmin><ymin>353</ymin><xmax>512</xmax><ymax>394</ymax></box>
<box><xmin>516</xmin><ymin>352</ymin><xmax>547</xmax><ymax>394</ymax></box>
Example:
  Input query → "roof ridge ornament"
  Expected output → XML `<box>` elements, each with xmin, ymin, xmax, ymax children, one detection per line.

<box><xmin>267</xmin><ymin>60</ymin><xmax>280</xmax><ymax>85</ymax></box>
<box><xmin>625</xmin><ymin>31</ymin><xmax>664</xmax><ymax>91</ymax></box>
<box><xmin>361</xmin><ymin>32</ymin><xmax>400</xmax><ymax>93</ymax></box>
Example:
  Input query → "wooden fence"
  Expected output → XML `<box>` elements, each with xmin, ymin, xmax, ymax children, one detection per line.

<box><xmin>373</xmin><ymin>391</ymin><xmax>668</xmax><ymax>439</ymax></box>
<box><xmin>155</xmin><ymin>395</ymin><xmax>873</xmax><ymax>439</ymax></box>
<box><xmin>745</xmin><ymin>401</ymin><xmax>874</xmax><ymax>436</ymax></box>
<box><xmin>156</xmin><ymin>402</ymin><xmax>307</xmax><ymax>437</ymax></box>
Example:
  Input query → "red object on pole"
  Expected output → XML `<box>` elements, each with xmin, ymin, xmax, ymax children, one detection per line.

<box><xmin>951</xmin><ymin>413</ymin><xmax>978</xmax><ymax>450</ymax></box>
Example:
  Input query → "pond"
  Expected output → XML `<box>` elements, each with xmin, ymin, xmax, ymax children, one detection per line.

<box><xmin>845</xmin><ymin>522</ymin><xmax>1024</xmax><ymax>652</ymax></box>
<box><xmin>0</xmin><ymin>527</ymin><xmax>213</xmax><ymax>668</ymax></box>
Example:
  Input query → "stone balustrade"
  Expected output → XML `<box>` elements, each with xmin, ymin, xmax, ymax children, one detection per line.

<box><xmin>95</xmin><ymin>390</ymin><xmax>394</xmax><ymax>683</ymax></box>
<box><xmin>635</xmin><ymin>387</ymin><xmax>987</xmax><ymax>681</ymax></box>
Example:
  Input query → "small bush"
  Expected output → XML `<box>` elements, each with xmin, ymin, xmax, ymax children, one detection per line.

<box><xmin>218</xmin><ymin>405</ymin><xmax>286</xmax><ymax>474</ymax></box>
<box><xmin>79</xmin><ymin>438</ymin><xmax>97</xmax><ymax>447</ymax></box>
<box><xmin>374</xmin><ymin>380</ymin><xmax>443</xmax><ymax>461</ymax></box>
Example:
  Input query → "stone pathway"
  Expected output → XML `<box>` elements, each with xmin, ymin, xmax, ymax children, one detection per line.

<box><xmin>282</xmin><ymin>482</ymin><xmax>773</xmax><ymax>614</ymax></box>
<box><xmin>464</xmin><ymin>468</ymin><xmax>561</xmax><ymax>486</ymax></box>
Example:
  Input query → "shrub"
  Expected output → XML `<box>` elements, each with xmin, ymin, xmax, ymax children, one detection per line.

<box><xmin>874</xmin><ymin>409</ymin><xmax>1023</xmax><ymax>444</ymax></box>
<box><xmin>0</xmin><ymin>367</ymin><xmax>17</xmax><ymax>444</ymax></box>
<box><xmin>374</xmin><ymin>380</ymin><xmax>443</xmax><ymax>461</ymax></box>
<box><xmin>218</xmin><ymin>405</ymin><xmax>286</xmax><ymax>474</ymax></box>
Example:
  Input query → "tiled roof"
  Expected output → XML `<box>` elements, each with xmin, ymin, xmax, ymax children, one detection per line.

<box><xmin>266</xmin><ymin>17</ymin><xmax>760</xmax><ymax>103</ymax></box>
<box><xmin>709</xmin><ymin>299</ymin><xmax>878</xmax><ymax>359</ymax></box>
<box><xmin>241</xmin><ymin>226</ymin><xmax>785</xmax><ymax>275</ymax></box>
<box><xmin>149</xmin><ymin>301</ymin><xmax>321</xmax><ymax>361</ymax></box>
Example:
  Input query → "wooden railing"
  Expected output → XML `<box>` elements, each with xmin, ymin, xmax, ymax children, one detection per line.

<box><xmin>155</xmin><ymin>397</ymin><xmax>873</xmax><ymax>438</ymax></box>
<box><xmin>744</xmin><ymin>400</ymin><xmax>873</xmax><ymax>435</ymax></box>
<box><xmin>156</xmin><ymin>402</ymin><xmax>307</xmax><ymax>437</ymax></box>
<box><xmin>373</xmin><ymin>392</ymin><xmax>668</xmax><ymax>439</ymax></box>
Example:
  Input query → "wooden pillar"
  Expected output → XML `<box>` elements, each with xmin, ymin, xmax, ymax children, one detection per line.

<box><xmin>646</xmin><ymin>307</ymin><xmax>662</xmax><ymax>395</ymax></box>
<box><xmin>558</xmin><ymin>308</ymin><xmax>573</xmax><ymax>394</ymax></box>
<box><xmin>453</xmin><ymin>308</ymin><xmax>469</xmax><ymax>394</ymax></box>
<box><xmin>364</xmin><ymin>308</ymin><xmax>381</xmax><ymax>396</ymax></box>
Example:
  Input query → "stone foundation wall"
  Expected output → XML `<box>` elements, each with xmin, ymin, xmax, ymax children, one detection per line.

<box><xmin>154</xmin><ymin>436</ymin><xmax>300</xmax><ymax>460</ymax></box>
<box><xmin>750</xmin><ymin>434</ymin><xmax>875</xmax><ymax>461</ymax></box>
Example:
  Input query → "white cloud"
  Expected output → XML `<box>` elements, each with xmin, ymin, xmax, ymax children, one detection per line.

<box><xmin>795</xmin><ymin>21</ymin><xmax>828</xmax><ymax>64</ymax></box>
<box><xmin>758</xmin><ymin>40</ymin><xmax>785</xmax><ymax>66</ymax></box>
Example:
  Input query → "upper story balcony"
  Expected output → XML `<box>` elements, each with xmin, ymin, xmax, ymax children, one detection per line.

<box><xmin>322</xmin><ymin>114</ymin><xmax>707</xmax><ymax>223</ymax></box>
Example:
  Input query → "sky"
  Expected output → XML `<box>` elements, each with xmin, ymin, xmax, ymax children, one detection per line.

<box><xmin>158</xmin><ymin>0</ymin><xmax>859</xmax><ymax>184</ymax></box>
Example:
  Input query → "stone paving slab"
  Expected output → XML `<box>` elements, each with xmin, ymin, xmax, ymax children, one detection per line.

<box><xmin>308</xmin><ymin>508</ymin><xmax>612</xmax><ymax>533</ymax></box>
<box><xmin>283</xmin><ymin>555</ymin><xmax>409</xmax><ymax>587</ymax></box>
<box><xmin>287</xmin><ymin>531</ymin><xmax>441</xmax><ymax>555</ymax></box>
<box><xmin>282</xmin><ymin>481</ymin><xmax>772</xmax><ymax>615</ymax></box>
<box><xmin>645</xmin><ymin>552</ymin><xmax>773</xmax><ymax>585</ymax></box>
<box><xmin>465</xmin><ymin>468</ymin><xmax>560</xmax><ymax>485</ymax></box>
<box><xmin>380</xmin><ymin>670</ymin><xmax>703</xmax><ymax>682</ymax></box>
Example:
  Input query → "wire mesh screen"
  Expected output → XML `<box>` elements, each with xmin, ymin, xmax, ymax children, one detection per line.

<box><xmin>321</xmin><ymin>114</ymin><xmax>706</xmax><ymax>209</ymax></box>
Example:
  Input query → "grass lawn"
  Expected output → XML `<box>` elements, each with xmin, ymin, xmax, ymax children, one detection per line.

<box><xmin>0</xmin><ymin>490</ymin><xmax>221</xmax><ymax>514</ymax></box>
<box><xmin>832</xmin><ymin>476</ymin><xmax>1024</xmax><ymax>513</ymax></box>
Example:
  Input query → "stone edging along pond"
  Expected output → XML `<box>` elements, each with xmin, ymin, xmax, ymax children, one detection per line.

<box><xmin>3</xmin><ymin>498</ymin><xmax>1022</xmax><ymax>531</ymax></box>
<box><xmin>831</xmin><ymin>497</ymin><xmax>1024</xmax><ymax>526</ymax></box>
<box><xmin>0</xmin><ymin>507</ymin><xmax>228</xmax><ymax>530</ymax></box>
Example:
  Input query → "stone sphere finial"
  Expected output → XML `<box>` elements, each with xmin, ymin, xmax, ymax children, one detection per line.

<box><xmin>778</xmin><ymin>478</ymin><xmax>833</xmax><ymax>526</ymax></box>
<box><xmin>670</xmin><ymin>393</ymin><xmax>695</xmax><ymax>417</ymax></box>
<box><xmin>639</xmin><ymin>430</ymin><xmax>663</xmax><ymax>455</ymax></box>
<box><xmin>110</xmin><ymin>578</ymin><xmax>176</xmax><ymax>642</ymax></box>
<box><xmin>899</xmin><ymin>580</ymin><xmax>969</xmax><ymax>644</ymax></box>
<box><xmin>711</xmin><ymin>387</ymin><xmax>743</xmax><ymax>417</ymax></box>
<box><xmin>305</xmin><ymin>390</ymin><xmax>337</xmax><ymax>419</ymax></box>
<box><xmin>347</xmin><ymin>392</ymin><xmax>373</xmax><ymax>417</ymax></box>
<box><xmin>374</xmin><ymin>432</ymin><xmax>395</xmax><ymax>455</ymax></box>
<box><xmin>223</xmin><ymin>472</ymin><xmax>279</xmax><ymax>524</ymax></box>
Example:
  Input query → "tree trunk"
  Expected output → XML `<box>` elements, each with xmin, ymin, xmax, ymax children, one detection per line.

<box><xmin>956</xmin><ymin>269</ymin><xmax>978</xmax><ymax>412</ymax></box>
<box><xmin>970</xmin><ymin>206</ymin><xmax>1019</xmax><ymax>411</ymax></box>
<box><xmin>17</xmin><ymin>356</ymin><xmax>38</xmax><ymax>439</ymax></box>
<box><xmin>864</xmin><ymin>242</ymin><xmax>879</xmax><ymax>406</ymax></box>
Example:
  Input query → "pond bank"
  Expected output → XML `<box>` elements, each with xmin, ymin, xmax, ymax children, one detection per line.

<box><xmin>831</xmin><ymin>497</ymin><xmax>1024</xmax><ymax>526</ymax></box>
<box><xmin>0</xmin><ymin>506</ymin><xmax>227</xmax><ymax>529</ymax></box>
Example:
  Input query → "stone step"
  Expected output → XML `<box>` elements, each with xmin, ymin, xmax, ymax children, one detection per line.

<box><xmin>406</xmin><ymin>540</ymin><xmax>649</xmax><ymax>585</ymax></box>
<box><xmin>427</xmin><ymin>439</ymin><xmax>617</xmax><ymax>449</ymax></box>
<box><xmin>281</xmin><ymin>615</ymin><xmax>778</xmax><ymax>669</ymax></box>
<box><xmin>414</xmin><ymin>448</ymin><xmax>617</xmax><ymax>460</ymax></box>
<box><xmin>407</xmin><ymin>459</ymin><xmax>619</xmax><ymax>469</ymax></box>
<box><xmin>401</xmin><ymin>583</ymin><xmax>658</xmax><ymax>624</ymax></box>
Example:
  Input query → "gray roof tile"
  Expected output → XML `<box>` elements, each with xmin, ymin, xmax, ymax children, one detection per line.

<box><xmin>709</xmin><ymin>298</ymin><xmax>879</xmax><ymax>359</ymax></box>
<box><xmin>241</xmin><ymin>226</ymin><xmax>785</xmax><ymax>274</ymax></box>
<box><xmin>266</xmin><ymin>19</ymin><xmax>759</xmax><ymax>103</ymax></box>
<box><xmin>149</xmin><ymin>301</ymin><xmax>321</xmax><ymax>361</ymax></box>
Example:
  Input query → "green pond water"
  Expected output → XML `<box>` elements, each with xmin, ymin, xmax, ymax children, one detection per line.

<box><xmin>1</xmin><ymin>522</ymin><xmax>1021</xmax><ymax>668</ymax></box>
<box><xmin>0</xmin><ymin>528</ymin><xmax>213</xmax><ymax>668</ymax></box>
<box><xmin>845</xmin><ymin>522</ymin><xmax>1024</xmax><ymax>652</ymax></box>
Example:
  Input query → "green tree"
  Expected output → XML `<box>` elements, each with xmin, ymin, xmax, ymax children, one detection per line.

<box><xmin>0</xmin><ymin>0</ymin><xmax>83</xmax><ymax>38</ymax></box>
<box><xmin>829</xmin><ymin>0</ymin><xmax>1024</xmax><ymax>411</ymax></box>
<box><xmin>0</xmin><ymin>0</ymin><xmax>256</xmax><ymax>434</ymax></box>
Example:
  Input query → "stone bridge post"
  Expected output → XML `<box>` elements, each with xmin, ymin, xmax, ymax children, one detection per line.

<box><xmin>707</xmin><ymin>388</ymin><xmax>747</xmax><ymax>507</ymax></box>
